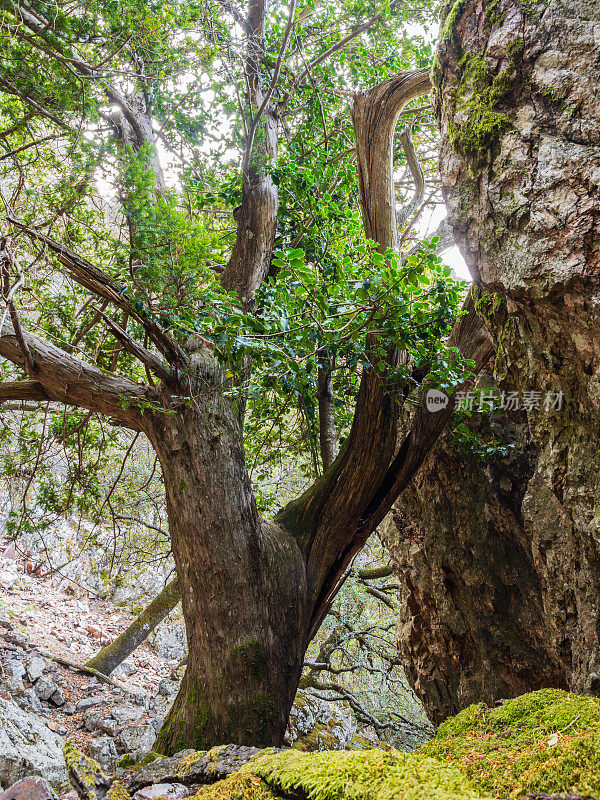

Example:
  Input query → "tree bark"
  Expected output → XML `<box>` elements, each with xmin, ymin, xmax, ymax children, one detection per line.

<box><xmin>148</xmin><ymin>353</ymin><xmax>307</xmax><ymax>752</ymax></box>
<box><xmin>384</xmin><ymin>0</ymin><xmax>600</xmax><ymax>723</ymax></box>
<box><xmin>317</xmin><ymin>366</ymin><xmax>337</xmax><ymax>471</ymax></box>
<box><xmin>85</xmin><ymin>578</ymin><xmax>181</xmax><ymax>676</ymax></box>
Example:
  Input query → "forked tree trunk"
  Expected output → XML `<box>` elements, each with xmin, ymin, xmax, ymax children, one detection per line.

<box><xmin>149</xmin><ymin>354</ymin><xmax>307</xmax><ymax>752</ymax></box>
<box><xmin>0</xmin><ymin>62</ymin><xmax>492</xmax><ymax>754</ymax></box>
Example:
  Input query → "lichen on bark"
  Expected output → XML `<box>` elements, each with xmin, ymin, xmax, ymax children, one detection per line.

<box><xmin>386</xmin><ymin>0</ymin><xmax>600</xmax><ymax>724</ymax></box>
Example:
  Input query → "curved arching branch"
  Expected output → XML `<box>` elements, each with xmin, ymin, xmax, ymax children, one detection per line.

<box><xmin>396</xmin><ymin>128</ymin><xmax>425</xmax><ymax>229</ymax></box>
<box><xmin>277</xmin><ymin>68</ymin><xmax>493</xmax><ymax>642</ymax></box>
<box><xmin>353</xmin><ymin>68</ymin><xmax>431</xmax><ymax>252</ymax></box>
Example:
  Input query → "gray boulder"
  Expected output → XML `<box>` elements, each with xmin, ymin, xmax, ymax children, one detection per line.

<box><xmin>151</xmin><ymin>623</ymin><xmax>186</xmax><ymax>662</ymax></box>
<box><xmin>117</xmin><ymin>726</ymin><xmax>155</xmax><ymax>758</ymax></box>
<box><xmin>111</xmin><ymin>706</ymin><xmax>143</xmax><ymax>726</ymax></box>
<box><xmin>128</xmin><ymin>745</ymin><xmax>262</xmax><ymax>792</ymax></box>
<box><xmin>33</xmin><ymin>677</ymin><xmax>58</xmax><ymax>703</ymax></box>
<box><xmin>0</xmin><ymin>697</ymin><xmax>68</xmax><ymax>789</ymax></box>
<box><xmin>87</xmin><ymin>737</ymin><xmax>118</xmax><ymax>775</ymax></box>
<box><xmin>0</xmin><ymin>775</ymin><xmax>57</xmax><ymax>800</ymax></box>
<box><xmin>132</xmin><ymin>784</ymin><xmax>188</xmax><ymax>800</ymax></box>
<box><xmin>49</xmin><ymin>688</ymin><xmax>64</xmax><ymax>708</ymax></box>
<box><xmin>26</xmin><ymin>658</ymin><xmax>46</xmax><ymax>684</ymax></box>
<box><xmin>3</xmin><ymin>661</ymin><xmax>25</xmax><ymax>680</ymax></box>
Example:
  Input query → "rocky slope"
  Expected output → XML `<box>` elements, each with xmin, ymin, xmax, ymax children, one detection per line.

<box><xmin>0</xmin><ymin>546</ymin><xmax>386</xmax><ymax>793</ymax></box>
<box><xmin>383</xmin><ymin>0</ymin><xmax>600</xmax><ymax>723</ymax></box>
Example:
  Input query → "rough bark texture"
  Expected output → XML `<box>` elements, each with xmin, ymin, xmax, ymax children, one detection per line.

<box><xmin>148</xmin><ymin>350</ymin><xmax>308</xmax><ymax>752</ymax></box>
<box><xmin>384</xmin><ymin>0</ymin><xmax>600</xmax><ymax>724</ymax></box>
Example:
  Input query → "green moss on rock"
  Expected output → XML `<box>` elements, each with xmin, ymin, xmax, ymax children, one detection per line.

<box><xmin>447</xmin><ymin>45</ymin><xmax>524</xmax><ymax>166</ymax></box>
<box><xmin>252</xmin><ymin>749</ymin><xmax>481</xmax><ymax>800</ymax></box>
<box><xmin>191</xmin><ymin>772</ymin><xmax>279</xmax><ymax>800</ymax></box>
<box><xmin>110</xmin><ymin>690</ymin><xmax>600</xmax><ymax>800</ymax></box>
<box><xmin>424</xmin><ymin>689</ymin><xmax>600</xmax><ymax>798</ymax></box>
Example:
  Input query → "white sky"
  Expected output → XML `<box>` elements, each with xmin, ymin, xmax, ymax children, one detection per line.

<box><xmin>443</xmin><ymin>245</ymin><xmax>471</xmax><ymax>281</ymax></box>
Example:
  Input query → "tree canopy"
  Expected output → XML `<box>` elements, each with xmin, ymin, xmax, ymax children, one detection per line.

<box><xmin>0</xmin><ymin>0</ymin><xmax>494</xmax><ymax>750</ymax></box>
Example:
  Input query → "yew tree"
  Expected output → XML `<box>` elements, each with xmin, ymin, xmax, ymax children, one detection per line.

<box><xmin>0</xmin><ymin>0</ymin><xmax>491</xmax><ymax>751</ymax></box>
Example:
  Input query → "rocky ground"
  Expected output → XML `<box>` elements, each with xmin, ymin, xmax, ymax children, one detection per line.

<box><xmin>0</xmin><ymin>543</ymin><xmax>384</xmax><ymax>796</ymax></box>
<box><xmin>2</xmin><ymin>688</ymin><xmax>599</xmax><ymax>800</ymax></box>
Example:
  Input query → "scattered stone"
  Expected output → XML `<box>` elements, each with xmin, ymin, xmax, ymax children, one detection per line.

<box><xmin>33</xmin><ymin>677</ymin><xmax>59</xmax><ymax>703</ymax></box>
<box><xmin>117</xmin><ymin>725</ymin><xmax>155</xmax><ymax>757</ymax></box>
<box><xmin>0</xmin><ymin>776</ymin><xmax>57</xmax><ymax>800</ymax></box>
<box><xmin>128</xmin><ymin>745</ymin><xmax>263</xmax><ymax>792</ymax></box>
<box><xmin>111</xmin><ymin>705</ymin><xmax>144</xmax><ymax>726</ymax></box>
<box><xmin>26</xmin><ymin>658</ymin><xmax>46</xmax><ymax>684</ymax></box>
<box><xmin>87</xmin><ymin>737</ymin><xmax>118</xmax><ymax>775</ymax></box>
<box><xmin>49</xmin><ymin>688</ymin><xmax>64</xmax><ymax>708</ymax></box>
<box><xmin>0</xmin><ymin>696</ymin><xmax>68</xmax><ymax>788</ymax></box>
<box><xmin>3</xmin><ymin>661</ymin><xmax>25</xmax><ymax>680</ymax></box>
<box><xmin>75</xmin><ymin>697</ymin><xmax>102</xmax><ymax>712</ymax></box>
<box><xmin>61</xmin><ymin>705</ymin><xmax>76</xmax><ymax>716</ymax></box>
<box><xmin>132</xmin><ymin>784</ymin><xmax>188</xmax><ymax>800</ymax></box>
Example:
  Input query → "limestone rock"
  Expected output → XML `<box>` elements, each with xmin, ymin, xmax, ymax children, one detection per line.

<box><xmin>87</xmin><ymin>738</ymin><xmax>118</xmax><ymax>775</ymax></box>
<box><xmin>33</xmin><ymin>677</ymin><xmax>59</xmax><ymax>703</ymax></box>
<box><xmin>0</xmin><ymin>777</ymin><xmax>57</xmax><ymax>800</ymax></box>
<box><xmin>117</xmin><ymin>726</ymin><xmax>155</xmax><ymax>759</ymax></box>
<box><xmin>132</xmin><ymin>784</ymin><xmax>188</xmax><ymax>800</ymax></box>
<box><xmin>127</xmin><ymin>745</ymin><xmax>262</xmax><ymax>792</ymax></box>
<box><xmin>0</xmin><ymin>697</ymin><xmax>68</xmax><ymax>788</ymax></box>
<box><xmin>26</xmin><ymin>658</ymin><xmax>46</xmax><ymax>684</ymax></box>
<box><xmin>111</xmin><ymin>706</ymin><xmax>144</xmax><ymax>726</ymax></box>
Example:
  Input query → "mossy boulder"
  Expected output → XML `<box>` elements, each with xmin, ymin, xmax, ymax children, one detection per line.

<box><xmin>423</xmin><ymin>688</ymin><xmax>600</xmax><ymax>798</ymax></box>
<box><xmin>193</xmin><ymin>690</ymin><xmax>600</xmax><ymax>799</ymax></box>
<box><xmin>64</xmin><ymin>691</ymin><xmax>600</xmax><ymax>800</ymax></box>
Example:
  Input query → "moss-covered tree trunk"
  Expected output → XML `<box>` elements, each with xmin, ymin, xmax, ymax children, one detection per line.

<box><xmin>85</xmin><ymin>579</ymin><xmax>181</xmax><ymax>677</ymax></box>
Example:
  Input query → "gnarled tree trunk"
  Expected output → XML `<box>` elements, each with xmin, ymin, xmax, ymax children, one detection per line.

<box><xmin>148</xmin><ymin>362</ymin><xmax>308</xmax><ymax>750</ymax></box>
<box><xmin>384</xmin><ymin>0</ymin><xmax>600</xmax><ymax>723</ymax></box>
<box><xmin>0</xmin><ymin>12</ymin><xmax>494</xmax><ymax>754</ymax></box>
